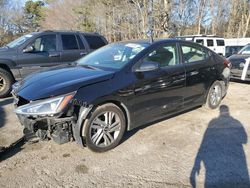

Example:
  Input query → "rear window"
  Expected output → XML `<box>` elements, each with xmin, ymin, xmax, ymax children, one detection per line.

<box><xmin>239</xmin><ymin>45</ymin><xmax>250</xmax><ymax>54</ymax></box>
<box><xmin>181</xmin><ymin>44</ymin><xmax>208</xmax><ymax>63</ymax></box>
<box><xmin>83</xmin><ymin>35</ymin><xmax>106</xmax><ymax>49</ymax></box>
<box><xmin>216</xmin><ymin>40</ymin><xmax>225</xmax><ymax>46</ymax></box>
<box><xmin>207</xmin><ymin>39</ymin><xmax>214</xmax><ymax>47</ymax></box>
<box><xmin>61</xmin><ymin>34</ymin><xmax>78</xmax><ymax>50</ymax></box>
<box><xmin>226</xmin><ymin>46</ymin><xmax>243</xmax><ymax>54</ymax></box>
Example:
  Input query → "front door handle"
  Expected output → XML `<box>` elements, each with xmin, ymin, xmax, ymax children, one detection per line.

<box><xmin>49</xmin><ymin>53</ymin><xmax>60</xmax><ymax>57</ymax></box>
<box><xmin>80</xmin><ymin>52</ymin><xmax>87</xmax><ymax>56</ymax></box>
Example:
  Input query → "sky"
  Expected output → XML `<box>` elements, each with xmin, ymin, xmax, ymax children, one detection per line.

<box><xmin>11</xmin><ymin>0</ymin><xmax>30</xmax><ymax>7</ymax></box>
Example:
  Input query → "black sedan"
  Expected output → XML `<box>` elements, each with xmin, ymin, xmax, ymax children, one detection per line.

<box><xmin>12</xmin><ymin>39</ymin><xmax>230</xmax><ymax>152</ymax></box>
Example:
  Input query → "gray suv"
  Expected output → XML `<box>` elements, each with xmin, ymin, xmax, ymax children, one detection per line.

<box><xmin>0</xmin><ymin>30</ymin><xmax>108</xmax><ymax>97</ymax></box>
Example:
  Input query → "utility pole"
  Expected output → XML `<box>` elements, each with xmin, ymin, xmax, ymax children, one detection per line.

<box><xmin>147</xmin><ymin>0</ymin><xmax>154</xmax><ymax>43</ymax></box>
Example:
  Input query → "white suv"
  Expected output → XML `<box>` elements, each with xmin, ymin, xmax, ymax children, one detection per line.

<box><xmin>177</xmin><ymin>35</ymin><xmax>225</xmax><ymax>56</ymax></box>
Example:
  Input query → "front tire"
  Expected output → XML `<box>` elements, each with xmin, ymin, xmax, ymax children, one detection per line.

<box><xmin>0</xmin><ymin>68</ymin><xmax>14</xmax><ymax>98</ymax></box>
<box><xmin>205</xmin><ymin>81</ymin><xmax>222</xmax><ymax>109</ymax></box>
<box><xmin>82</xmin><ymin>103</ymin><xmax>126</xmax><ymax>152</ymax></box>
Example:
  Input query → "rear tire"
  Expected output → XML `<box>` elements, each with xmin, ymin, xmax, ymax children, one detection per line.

<box><xmin>0</xmin><ymin>68</ymin><xmax>14</xmax><ymax>98</ymax></box>
<box><xmin>205</xmin><ymin>81</ymin><xmax>222</xmax><ymax>109</ymax></box>
<box><xmin>82</xmin><ymin>103</ymin><xmax>126</xmax><ymax>152</ymax></box>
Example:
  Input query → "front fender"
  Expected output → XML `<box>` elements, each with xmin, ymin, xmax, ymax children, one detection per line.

<box><xmin>73</xmin><ymin>76</ymin><xmax>133</xmax><ymax>106</ymax></box>
<box><xmin>72</xmin><ymin>79</ymin><xmax>134</xmax><ymax>146</ymax></box>
<box><xmin>0</xmin><ymin>59</ymin><xmax>16</xmax><ymax>68</ymax></box>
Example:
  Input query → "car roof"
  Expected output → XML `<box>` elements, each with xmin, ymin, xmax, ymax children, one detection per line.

<box><xmin>38</xmin><ymin>30</ymin><xmax>101</xmax><ymax>36</ymax></box>
<box><xmin>115</xmin><ymin>38</ymin><xmax>199</xmax><ymax>46</ymax></box>
<box><xmin>177</xmin><ymin>35</ymin><xmax>223</xmax><ymax>38</ymax></box>
<box><xmin>176</xmin><ymin>36</ymin><xmax>225</xmax><ymax>41</ymax></box>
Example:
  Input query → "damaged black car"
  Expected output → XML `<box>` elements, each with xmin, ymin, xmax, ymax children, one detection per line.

<box><xmin>12</xmin><ymin>39</ymin><xmax>230</xmax><ymax>152</ymax></box>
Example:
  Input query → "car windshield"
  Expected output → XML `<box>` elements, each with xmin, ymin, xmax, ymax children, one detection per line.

<box><xmin>6</xmin><ymin>34</ymin><xmax>34</xmax><ymax>48</ymax></box>
<box><xmin>238</xmin><ymin>45</ymin><xmax>250</xmax><ymax>54</ymax></box>
<box><xmin>77</xmin><ymin>43</ymin><xmax>149</xmax><ymax>70</ymax></box>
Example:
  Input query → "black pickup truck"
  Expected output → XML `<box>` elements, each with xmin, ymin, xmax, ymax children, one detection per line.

<box><xmin>0</xmin><ymin>30</ymin><xmax>108</xmax><ymax>97</ymax></box>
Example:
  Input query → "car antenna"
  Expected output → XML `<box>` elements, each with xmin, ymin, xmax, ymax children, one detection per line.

<box><xmin>147</xmin><ymin>0</ymin><xmax>154</xmax><ymax>43</ymax></box>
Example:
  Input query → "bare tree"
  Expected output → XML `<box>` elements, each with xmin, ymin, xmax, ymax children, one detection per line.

<box><xmin>241</xmin><ymin>1</ymin><xmax>250</xmax><ymax>37</ymax></box>
<box><xmin>196</xmin><ymin>0</ymin><xmax>206</xmax><ymax>34</ymax></box>
<box><xmin>1</xmin><ymin>0</ymin><xmax>250</xmax><ymax>46</ymax></box>
<box><xmin>42</xmin><ymin>0</ymin><xmax>82</xmax><ymax>30</ymax></box>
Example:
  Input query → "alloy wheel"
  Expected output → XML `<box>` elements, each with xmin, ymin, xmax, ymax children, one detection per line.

<box><xmin>0</xmin><ymin>75</ymin><xmax>5</xmax><ymax>92</ymax></box>
<box><xmin>90</xmin><ymin>111</ymin><xmax>121</xmax><ymax>147</ymax></box>
<box><xmin>210</xmin><ymin>85</ymin><xmax>222</xmax><ymax>106</ymax></box>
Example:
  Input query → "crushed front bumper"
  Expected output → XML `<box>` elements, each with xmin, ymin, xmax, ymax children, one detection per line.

<box><xmin>17</xmin><ymin>114</ymin><xmax>75</xmax><ymax>144</ymax></box>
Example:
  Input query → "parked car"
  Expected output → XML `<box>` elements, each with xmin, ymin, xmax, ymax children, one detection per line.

<box><xmin>228</xmin><ymin>44</ymin><xmax>250</xmax><ymax>81</ymax></box>
<box><xmin>12</xmin><ymin>39</ymin><xmax>230</xmax><ymax>152</ymax></box>
<box><xmin>0</xmin><ymin>30</ymin><xmax>108</xmax><ymax>98</ymax></box>
<box><xmin>225</xmin><ymin>38</ymin><xmax>250</xmax><ymax>57</ymax></box>
<box><xmin>176</xmin><ymin>35</ymin><xmax>225</xmax><ymax>56</ymax></box>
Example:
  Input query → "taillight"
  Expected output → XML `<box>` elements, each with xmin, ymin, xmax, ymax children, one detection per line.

<box><xmin>224</xmin><ymin>59</ymin><xmax>231</xmax><ymax>68</ymax></box>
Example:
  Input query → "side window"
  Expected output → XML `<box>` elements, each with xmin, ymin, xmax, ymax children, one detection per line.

<box><xmin>76</xmin><ymin>35</ymin><xmax>85</xmax><ymax>49</ymax></box>
<box><xmin>83</xmin><ymin>35</ymin><xmax>106</xmax><ymax>49</ymax></box>
<box><xmin>196</xmin><ymin>39</ymin><xmax>204</xmax><ymax>45</ymax></box>
<box><xmin>181</xmin><ymin>44</ymin><xmax>207</xmax><ymax>63</ymax></box>
<box><xmin>61</xmin><ymin>34</ymin><xmax>78</xmax><ymax>50</ymax></box>
<box><xmin>216</xmin><ymin>40</ymin><xmax>225</xmax><ymax>46</ymax></box>
<box><xmin>142</xmin><ymin>44</ymin><xmax>178</xmax><ymax>67</ymax></box>
<box><xmin>207</xmin><ymin>39</ymin><xmax>214</xmax><ymax>47</ymax></box>
<box><xmin>30</xmin><ymin>34</ymin><xmax>56</xmax><ymax>52</ymax></box>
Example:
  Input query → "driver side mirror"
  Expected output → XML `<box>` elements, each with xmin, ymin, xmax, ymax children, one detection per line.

<box><xmin>23</xmin><ymin>46</ymin><xmax>34</xmax><ymax>53</ymax></box>
<box><xmin>134</xmin><ymin>61</ymin><xmax>160</xmax><ymax>72</ymax></box>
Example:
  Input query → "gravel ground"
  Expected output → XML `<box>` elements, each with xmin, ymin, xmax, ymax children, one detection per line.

<box><xmin>0</xmin><ymin>97</ymin><xmax>23</xmax><ymax>147</ymax></box>
<box><xmin>0</xmin><ymin>81</ymin><xmax>250</xmax><ymax>188</ymax></box>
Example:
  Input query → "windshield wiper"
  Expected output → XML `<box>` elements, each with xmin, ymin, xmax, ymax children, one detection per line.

<box><xmin>80</xmin><ymin>64</ymin><xmax>101</xmax><ymax>70</ymax></box>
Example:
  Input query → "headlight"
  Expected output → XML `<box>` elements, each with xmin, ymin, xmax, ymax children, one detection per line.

<box><xmin>14</xmin><ymin>93</ymin><xmax>75</xmax><ymax>116</ymax></box>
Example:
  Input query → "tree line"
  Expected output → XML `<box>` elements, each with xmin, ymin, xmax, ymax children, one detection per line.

<box><xmin>0</xmin><ymin>0</ymin><xmax>249</xmax><ymax>46</ymax></box>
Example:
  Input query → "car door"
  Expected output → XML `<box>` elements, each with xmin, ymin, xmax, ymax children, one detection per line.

<box><xmin>59</xmin><ymin>33</ymin><xmax>87</xmax><ymax>63</ymax></box>
<box><xmin>132</xmin><ymin>43</ymin><xmax>186</xmax><ymax>126</ymax></box>
<box><xmin>17</xmin><ymin>34</ymin><xmax>60</xmax><ymax>78</ymax></box>
<box><xmin>180</xmin><ymin>43</ymin><xmax>213</xmax><ymax>107</ymax></box>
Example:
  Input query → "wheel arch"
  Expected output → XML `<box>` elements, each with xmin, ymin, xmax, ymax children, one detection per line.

<box><xmin>0</xmin><ymin>63</ymin><xmax>15</xmax><ymax>80</ymax></box>
<box><xmin>73</xmin><ymin>99</ymin><xmax>131</xmax><ymax>147</ymax></box>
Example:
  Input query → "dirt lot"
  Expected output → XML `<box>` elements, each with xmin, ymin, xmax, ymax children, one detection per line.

<box><xmin>0</xmin><ymin>97</ymin><xmax>23</xmax><ymax>148</ymax></box>
<box><xmin>0</xmin><ymin>82</ymin><xmax>250</xmax><ymax>188</ymax></box>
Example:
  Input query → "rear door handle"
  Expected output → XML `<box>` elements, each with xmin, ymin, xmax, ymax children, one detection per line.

<box><xmin>49</xmin><ymin>53</ymin><xmax>60</xmax><ymax>57</ymax></box>
<box><xmin>189</xmin><ymin>71</ymin><xmax>199</xmax><ymax>76</ymax></box>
